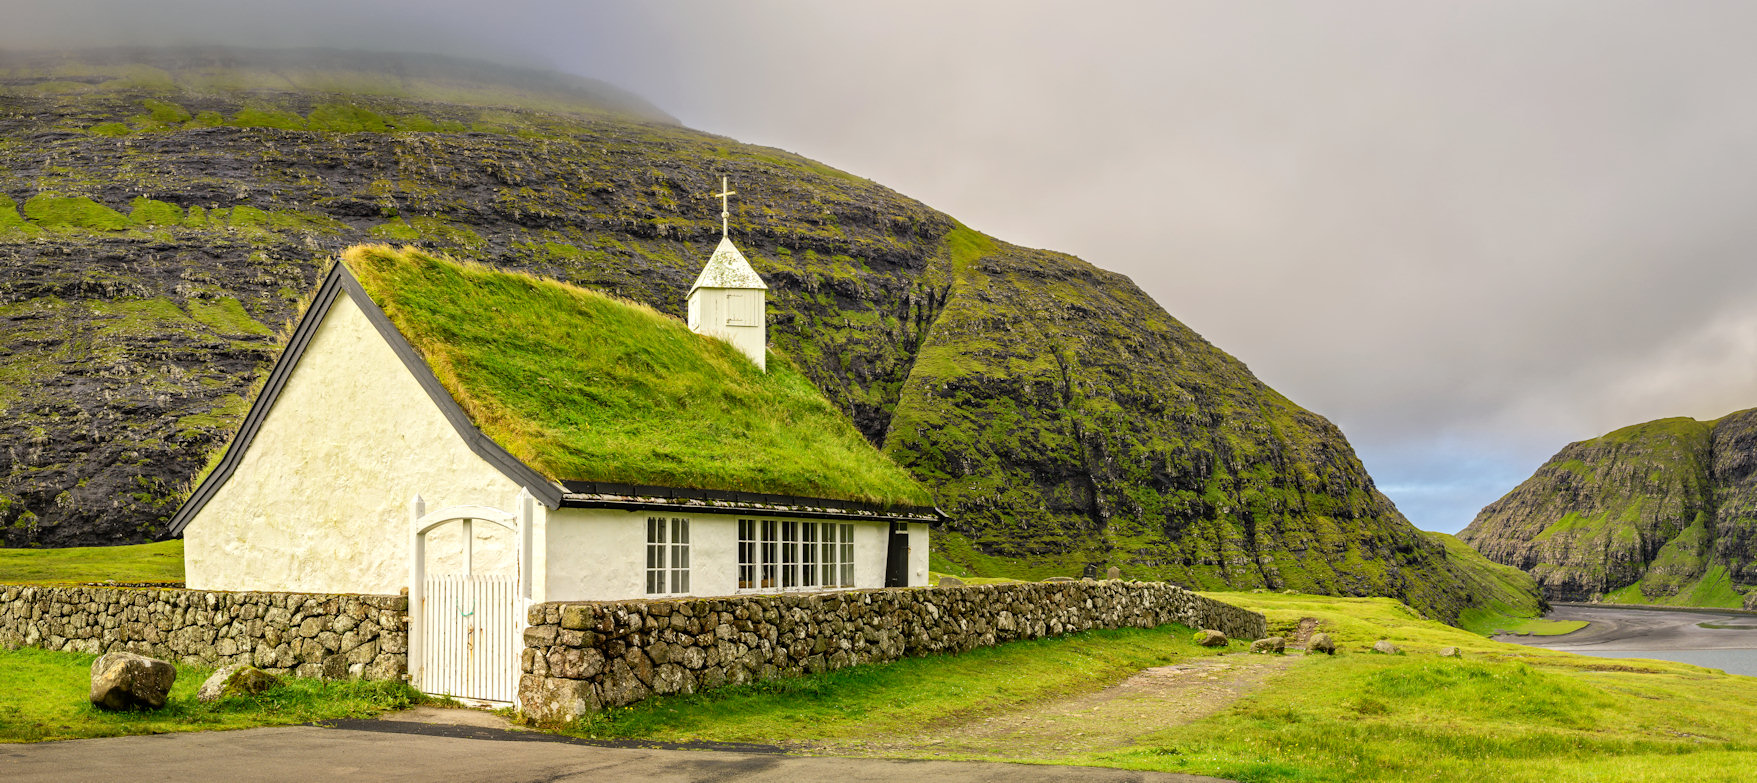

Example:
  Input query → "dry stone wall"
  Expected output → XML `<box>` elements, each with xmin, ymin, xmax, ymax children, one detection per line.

<box><xmin>0</xmin><ymin>585</ymin><xmax>407</xmax><ymax>680</ymax></box>
<box><xmin>519</xmin><ymin>580</ymin><xmax>1266</xmax><ymax>722</ymax></box>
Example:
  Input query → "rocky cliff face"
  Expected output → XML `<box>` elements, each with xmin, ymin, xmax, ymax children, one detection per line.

<box><xmin>1459</xmin><ymin>409</ymin><xmax>1757</xmax><ymax>606</ymax></box>
<box><xmin>0</xmin><ymin>48</ymin><xmax>1538</xmax><ymax>622</ymax></box>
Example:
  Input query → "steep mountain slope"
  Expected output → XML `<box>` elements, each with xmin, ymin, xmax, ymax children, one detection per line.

<box><xmin>1459</xmin><ymin>409</ymin><xmax>1757</xmax><ymax>606</ymax></box>
<box><xmin>0</xmin><ymin>48</ymin><xmax>1538</xmax><ymax>622</ymax></box>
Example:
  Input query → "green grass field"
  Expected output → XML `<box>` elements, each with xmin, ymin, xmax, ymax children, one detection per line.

<box><xmin>0</xmin><ymin>540</ymin><xmax>184</xmax><ymax>585</ymax></box>
<box><xmin>0</xmin><ymin>646</ymin><xmax>421</xmax><ymax>742</ymax></box>
<box><xmin>556</xmin><ymin>591</ymin><xmax>1757</xmax><ymax>782</ymax></box>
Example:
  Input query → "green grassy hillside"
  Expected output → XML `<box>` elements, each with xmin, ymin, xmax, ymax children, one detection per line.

<box><xmin>1461</xmin><ymin>408</ymin><xmax>1757</xmax><ymax>606</ymax></box>
<box><xmin>0</xmin><ymin>47</ymin><xmax>1537</xmax><ymax>623</ymax></box>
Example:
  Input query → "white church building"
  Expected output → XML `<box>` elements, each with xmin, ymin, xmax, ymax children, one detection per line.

<box><xmin>168</xmin><ymin>181</ymin><xmax>937</xmax><ymax>702</ymax></box>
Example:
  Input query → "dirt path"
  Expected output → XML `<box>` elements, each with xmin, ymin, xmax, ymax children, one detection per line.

<box><xmin>799</xmin><ymin>653</ymin><xmax>1299</xmax><ymax>760</ymax></box>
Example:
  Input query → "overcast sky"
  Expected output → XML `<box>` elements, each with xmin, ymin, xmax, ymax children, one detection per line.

<box><xmin>9</xmin><ymin>1</ymin><xmax>1757</xmax><ymax>533</ymax></box>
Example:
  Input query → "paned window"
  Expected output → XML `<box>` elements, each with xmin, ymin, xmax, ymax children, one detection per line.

<box><xmin>670</xmin><ymin>517</ymin><xmax>690</xmax><ymax>594</ymax></box>
<box><xmin>736</xmin><ymin>520</ymin><xmax>853</xmax><ymax>591</ymax></box>
<box><xmin>819</xmin><ymin>525</ymin><xmax>838</xmax><ymax>587</ymax></box>
<box><xmin>818</xmin><ymin>523</ymin><xmax>855</xmax><ymax>588</ymax></box>
<box><xmin>782</xmin><ymin>520</ymin><xmax>800</xmax><ymax>588</ymax></box>
<box><xmin>738</xmin><ymin>519</ymin><xmax>758</xmax><ymax>589</ymax></box>
<box><xmin>801</xmin><ymin>522</ymin><xmax>819</xmax><ymax>588</ymax></box>
<box><xmin>646</xmin><ymin>516</ymin><xmax>690</xmax><ymax>595</ymax></box>
<box><xmin>761</xmin><ymin>519</ymin><xmax>779</xmax><ymax>588</ymax></box>
<box><xmin>839</xmin><ymin>523</ymin><xmax>855</xmax><ymax>587</ymax></box>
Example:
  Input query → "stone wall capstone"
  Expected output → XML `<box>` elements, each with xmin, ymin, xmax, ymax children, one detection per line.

<box><xmin>519</xmin><ymin>580</ymin><xmax>1265</xmax><ymax>722</ymax></box>
<box><xmin>0</xmin><ymin>584</ymin><xmax>407</xmax><ymax>680</ymax></box>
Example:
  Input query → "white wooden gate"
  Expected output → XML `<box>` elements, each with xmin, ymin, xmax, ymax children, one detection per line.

<box><xmin>409</xmin><ymin>491</ymin><xmax>533</xmax><ymax>704</ymax></box>
<box><xmin>419</xmin><ymin>573</ymin><xmax>522</xmax><ymax>702</ymax></box>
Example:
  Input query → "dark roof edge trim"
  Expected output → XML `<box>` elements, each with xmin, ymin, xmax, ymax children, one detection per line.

<box><xmin>167</xmin><ymin>263</ymin><xmax>563</xmax><ymax>537</ymax></box>
<box><xmin>560</xmin><ymin>495</ymin><xmax>941</xmax><ymax>523</ymax></box>
<box><xmin>557</xmin><ymin>480</ymin><xmax>941</xmax><ymax>519</ymax></box>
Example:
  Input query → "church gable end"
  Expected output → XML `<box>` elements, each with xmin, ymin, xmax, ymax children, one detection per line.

<box><xmin>180</xmin><ymin>271</ymin><xmax>532</xmax><ymax>593</ymax></box>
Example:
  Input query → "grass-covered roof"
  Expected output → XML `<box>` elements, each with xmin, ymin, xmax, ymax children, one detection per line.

<box><xmin>342</xmin><ymin>245</ymin><xmax>932</xmax><ymax>508</ymax></box>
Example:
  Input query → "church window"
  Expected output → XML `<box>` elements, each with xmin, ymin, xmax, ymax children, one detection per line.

<box><xmin>819</xmin><ymin>527</ymin><xmax>836</xmax><ymax>587</ymax></box>
<box><xmin>839</xmin><ymin>524</ymin><xmax>855</xmax><ymax>587</ymax></box>
<box><xmin>761</xmin><ymin>519</ymin><xmax>779</xmax><ymax>588</ymax></box>
<box><xmin>646</xmin><ymin>517</ymin><xmax>690</xmax><ymax>595</ymax></box>
<box><xmin>670</xmin><ymin>517</ymin><xmax>691</xmax><ymax>593</ymax></box>
<box><xmin>801</xmin><ymin>522</ymin><xmax>819</xmax><ymax>587</ymax></box>
<box><xmin>782</xmin><ymin>520</ymin><xmax>800</xmax><ymax>588</ymax></box>
<box><xmin>738</xmin><ymin>519</ymin><xmax>849</xmax><ymax>591</ymax></box>
<box><xmin>737</xmin><ymin>519</ymin><xmax>757</xmax><ymax>589</ymax></box>
<box><xmin>818</xmin><ymin>523</ymin><xmax>855</xmax><ymax>588</ymax></box>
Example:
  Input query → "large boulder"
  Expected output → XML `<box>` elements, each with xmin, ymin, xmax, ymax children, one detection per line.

<box><xmin>1437</xmin><ymin>646</ymin><xmax>1462</xmax><ymax>658</ymax></box>
<box><xmin>1307</xmin><ymin>632</ymin><xmax>1336</xmax><ymax>655</ymax></box>
<box><xmin>90</xmin><ymin>651</ymin><xmax>176</xmax><ymax>711</ymax></box>
<box><xmin>196</xmin><ymin>664</ymin><xmax>280</xmax><ymax>703</ymax></box>
<box><xmin>1193</xmin><ymin>629</ymin><xmax>1228</xmax><ymax>647</ymax></box>
<box><xmin>1250</xmin><ymin>636</ymin><xmax>1286</xmax><ymax>654</ymax></box>
<box><xmin>937</xmin><ymin>576</ymin><xmax>966</xmax><ymax>587</ymax></box>
<box><xmin>1371</xmin><ymin>640</ymin><xmax>1402</xmax><ymax>655</ymax></box>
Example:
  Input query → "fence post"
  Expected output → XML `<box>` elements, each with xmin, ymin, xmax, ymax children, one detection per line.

<box><xmin>408</xmin><ymin>494</ymin><xmax>426</xmax><ymax>689</ymax></box>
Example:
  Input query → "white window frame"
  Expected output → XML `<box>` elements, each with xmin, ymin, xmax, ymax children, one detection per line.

<box><xmin>737</xmin><ymin>519</ymin><xmax>854</xmax><ymax>592</ymax></box>
<box><xmin>738</xmin><ymin>519</ymin><xmax>758</xmax><ymax>590</ymax></box>
<box><xmin>646</xmin><ymin>516</ymin><xmax>690</xmax><ymax>595</ymax></box>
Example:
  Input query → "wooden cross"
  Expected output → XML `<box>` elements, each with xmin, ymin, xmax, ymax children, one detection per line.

<box><xmin>714</xmin><ymin>175</ymin><xmax>735</xmax><ymax>236</ymax></box>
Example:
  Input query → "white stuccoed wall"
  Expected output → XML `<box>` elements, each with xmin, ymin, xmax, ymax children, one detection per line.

<box><xmin>184</xmin><ymin>290</ymin><xmax>532</xmax><ymax>595</ymax></box>
<box><xmin>686</xmin><ymin>286</ymin><xmax>766</xmax><ymax>371</ymax></box>
<box><xmin>543</xmin><ymin>509</ymin><xmax>914</xmax><ymax>602</ymax></box>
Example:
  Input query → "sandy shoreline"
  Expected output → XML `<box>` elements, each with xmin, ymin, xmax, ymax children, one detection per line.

<box><xmin>1497</xmin><ymin>604</ymin><xmax>1757</xmax><ymax>652</ymax></box>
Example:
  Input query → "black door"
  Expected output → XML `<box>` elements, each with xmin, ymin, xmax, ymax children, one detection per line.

<box><xmin>884</xmin><ymin>522</ymin><xmax>911</xmax><ymax>587</ymax></box>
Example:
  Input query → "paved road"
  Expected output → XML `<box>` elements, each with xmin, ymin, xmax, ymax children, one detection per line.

<box><xmin>0</xmin><ymin>721</ymin><xmax>1229</xmax><ymax>783</ymax></box>
<box><xmin>1499</xmin><ymin>604</ymin><xmax>1757</xmax><ymax>651</ymax></box>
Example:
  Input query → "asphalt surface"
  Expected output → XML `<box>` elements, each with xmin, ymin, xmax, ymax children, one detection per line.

<box><xmin>1498</xmin><ymin>604</ymin><xmax>1757</xmax><ymax>651</ymax></box>
<box><xmin>0</xmin><ymin>720</ymin><xmax>1231</xmax><ymax>783</ymax></box>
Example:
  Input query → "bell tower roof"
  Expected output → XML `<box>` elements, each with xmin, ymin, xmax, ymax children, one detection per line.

<box><xmin>690</xmin><ymin>176</ymin><xmax>768</xmax><ymax>294</ymax></box>
<box><xmin>691</xmin><ymin>236</ymin><xmax>768</xmax><ymax>293</ymax></box>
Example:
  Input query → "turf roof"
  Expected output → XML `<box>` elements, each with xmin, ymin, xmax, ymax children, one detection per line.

<box><xmin>341</xmin><ymin>245</ymin><xmax>933</xmax><ymax>508</ymax></box>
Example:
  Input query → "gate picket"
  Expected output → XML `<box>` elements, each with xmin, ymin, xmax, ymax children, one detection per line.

<box><xmin>420</xmin><ymin>572</ymin><xmax>519</xmax><ymax>703</ymax></box>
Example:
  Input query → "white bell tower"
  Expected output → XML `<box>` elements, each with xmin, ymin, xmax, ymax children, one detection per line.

<box><xmin>687</xmin><ymin>176</ymin><xmax>769</xmax><ymax>371</ymax></box>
